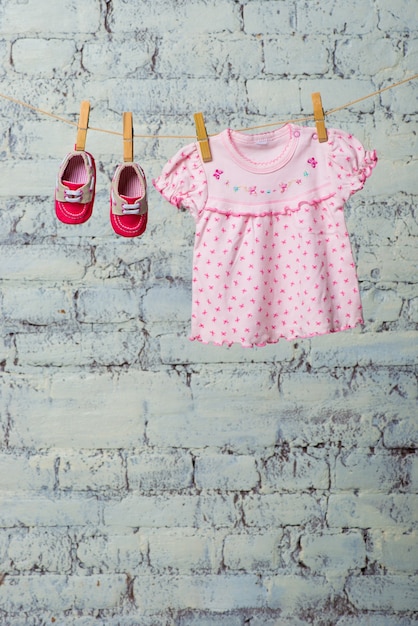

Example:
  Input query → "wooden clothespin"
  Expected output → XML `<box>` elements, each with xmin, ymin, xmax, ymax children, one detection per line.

<box><xmin>311</xmin><ymin>92</ymin><xmax>328</xmax><ymax>143</ymax></box>
<box><xmin>75</xmin><ymin>100</ymin><xmax>90</xmax><ymax>151</ymax></box>
<box><xmin>123</xmin><ymin>112</ymin><xmax>134</xmax><ymax>162</ymax></box>
<box><xmin>194</xmin><ymin>112</ymin><xmax>212</xmax><ymax>162</ymax></box>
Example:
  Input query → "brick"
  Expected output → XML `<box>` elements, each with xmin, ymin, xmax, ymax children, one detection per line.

<box><xmin>160</xmin><ymin>332</ymin><xmax>296</xmax><ymax>364</ymax></box>
<box><xmin>190</xmin><ymin>365</ymin><xmax>280</xmax><ymax>418</ymax></box>
<box><xmin>0</xmin><ymin>244</ymin><xmax>91</xmax><ymax>280</ymax></box>
<box><xmin>281</xmin><ymin>369</ymin><xmax>417</xmax><ymax>406</ymax></box>
<box><xmin>194</xmin><ymin>454</ymin><xmax>259</xmax><ymax>491</ymax></box>
<box><xmin>133</xmin><ymin>574</ymin><xmax>265</xmax><ymax>611</ymax></box>
<box><xmin>127</xmin><ymin>452</ymin><xmax>193</xmax><ymax>491</ymax></box>
<box><xmin>280</xmin><ymin>371</ymin><xmax>347</xmax><ymax>403</ymax></box>
<box><xmin>345</xmin><ymin>574</ymin><xmax>418</xmax><ymax>611</ymax></box>
<box><xmin>369</xmin><ymin>160</ymin><xmax>418</xmax><ymax>197</ymax></box>
<box><xmin>198</xmin><ymin>494</ymin><xmax>238</xmax><ymax>528</ymax></box>
<box><xmin>8</xmin><ymin>371</ymin><xmax>189</xmax><ymax>449</ymax></box>
<box><xmin>103</xmin><ymin>494</ymin><xmax>237</xmax><ymax>532</ymax></box>
<box><xmin>334</xmin><ymin>36</ymin><xmax>400</xmax><ymax>76</ymax></box>
<box><xmin>327</xmin><ymin>494</ymin><xmax>418</xmax><ymax>528</ymax></box>
<box><xmin>361</xmin><ymin>287</ymin><xmax>403</xmax><ymax>324</ymax></box>
<box><xmin>377</xmin><ymin>1</ymin><xmax>418</xmax><ymax>30</ymax></box>
<box><xmin>76</xmin><ymin>286</ymin><xmax>141</xmax><ymax>323</ymax></box>
<box><xmin>0</xmin><ymin>159</ymin><xmax>61</xmax><ymax>196</ymax></box>
<box><xmin>369</xmin><ymin>530</ymin><xmax>418</xmax><ymax>573</ymax></box>
<box><xmin>0</xmin><ymin>452</ymin><xmax>55</xmax><ymax>491</ymax></box>
<box><xmin>275</xmin><ymin>404</ymin><xmax>381</xmax><ymax>448</ymax></box>
<box><xmin>7</xmin><ymin>528</ymin><xmax>72</xmax><ymax>573</ymax></box>
<box><xmin>12</xmin><ymin>38</ymin><xmax>77</xmax><ymax>75</ymax></box>
<box><xmin>15</xmin><ymin>329</ymin><xmax>145</xmax><ymax>368</ymax></box>
<box><xmin>383</xmin><ymin>408</ymin><xmax>418</xmax><ymax>448</ymax></box>
<box><xmin>147</xmin><ymin>410</ymin><xmax>279</xmax><ymax>452</ymax></box>
<box><xmin>107</xmin><ymin>78</ymin><xmax>241</xmax><ymax>115</ymax></box>
<box><xmin>223</xmin><ymin>531</ymin><xmax>283</xmax><ymax>571</ymax></box>
<box><xmin>372</xmin><ymin>125</ymin><xmax>418</xmax><ymax>163</ymax></box>
<box><xmin>86</xmin><ymin>235</ymin><xmax>153</xmax><ymax>273</ymax></box>
<box><xmin>2</xmin><ymin>286</ymin><xmax>74</xmax><ymax>327</ymax></box>
<box><xmin>110</xmin><ymin>1</ymin><xmax>239</xmax><ymax>34</ymax></box>
<box><xmin>296</xmin><ymin>0</ymin><xmax>377</xmax><ymax>34</ymax></box>
<box><xmin>246</xmin><ymin>80</ymin><xmax>300</xmax><ymax>116</ymax></box>
<box><xmin>300</xmin><ymin>79</ymin><xmax>375</xmax><ymax>115</ymax></box>
<box><xmin>264</xmin><ymin>574</ymin><xmax>333</xmax><ymax>612</ymax></box>
<box><xmin>300</xmin><ymin>531</ymin><xmax>366</xmax><ymax>573</ymax></box>
<box><xmin>0</xmin><ymin>495</ymin><xmax>100</xmax><ymax>528</ymax></box>
<box><xmin>0</xmin><ymin>574</ymin><xmax>126</xmax><ymax>612</ymax></box>
<box><xmin>103</xmin><ymin>495</ymin><xmax>200</xmax><ymax>528</ymax></box>
<box><xmin>0</xmin><ymin>0</ymin><xmax>101</xmax><ymax>34</ymax></box>
<box><xmin>243</xmin><ymin>494</ymin><xmax>324</xmax><ymax>527</ymax></box>
<box><xmin>346</xmin><ymin>201</ymin><xmax>397</xmax><ymax>246</ymax></box>
<box><xmin>82</xmin><ymin>38</ymin><xmax>154</xmax><ymax>78</ymax></box>
<box><xmin>156</xmin><ymin>34</ymin><xmax>262</xmax><ymax>79</ymax></box>
<box><xmin>0</xmin><ymin>196</ymin><xmax>58</xmax><ymax>240</ymax></box>
<box><xmin>142</xmin><ymin>284</ymin><xmax>191</xmax><ymax>325</ymax></box>
<box><xmin>264</xmin><ymin>36</ymin><xmax>329</xmax><ymax>75</ymax></box>
<box><xmin>334</xmin><ymin>450</ymin><xmax>414</xmax><ymax>492</ymax></box>
<box><xmin>148</xmin><ymin>529</ymin><xmax>221</xmax><ymax>572</ymax></box>
<box><xmin>261</xmin><ymin>447</ymin><xmax>329</xmax><ymax>492</ymax></box>
<box><xmin>243</xmin><ymin>2</ymin><xmax>295</xmax><ymax>34</ymax></box>
<box><xmin>147</xmin><ymin>366</ymin><xmax>281</xmax><ymax>451</ymax></box>
<box><xmin>76</xmin><ymin>530</ymin><xmax>147</xmax><ymax>572</ymax></box>
<box><xmin>10</xmin><ymin>120</ymin><xmax>74</xmax><ymax>160</ymax></box>
<box><xmin>58</xmin><ymin>450</ymin><xmax>125</xmax><ymax>491</ymax></box>
<box><xmin>309</xmin><ymin>331</ymin><xmax>418</xmax><ymax>368</ymax></box>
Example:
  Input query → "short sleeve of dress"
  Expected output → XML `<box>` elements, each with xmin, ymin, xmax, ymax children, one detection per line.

<box><xmin>152</xmin><ymin>143</ymin><xmax>208</xmax><ymax>218</ymax></box>
<box><xmin>327</xmin><ymin>129</ymin><xmax>377</xmax><ymax>202</ymax></box>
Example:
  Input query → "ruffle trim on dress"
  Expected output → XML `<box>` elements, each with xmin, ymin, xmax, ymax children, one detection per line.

<box><xmin>189</xmin><ymin>320</ymin><xmax>363</xmax><ymax>348</ymax></box>
<box><xmin>202</xmin><ymin>191</ymin><xmax>337</xmax><ymax>219</ymax></box>
<box><xmin>357</xmin><ymin>149</ymin><xmax>378</xmax><ymax>187</ymax></box>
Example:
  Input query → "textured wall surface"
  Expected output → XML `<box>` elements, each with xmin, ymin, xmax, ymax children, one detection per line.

<box><xmin>0</xmin><ymin>0</ymin><xmax>417</xmax><ymax>624</ymax></box>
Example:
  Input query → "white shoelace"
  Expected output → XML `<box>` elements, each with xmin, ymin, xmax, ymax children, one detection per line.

<box><xmin>121</xmin><ymin>202</ymin><xmax>141</xmax><ymax>215</ymax></box>
<box><xmin>64</xmin><ymin>189</ymin><xmax>83</xmax><ymax>203</ymax></box>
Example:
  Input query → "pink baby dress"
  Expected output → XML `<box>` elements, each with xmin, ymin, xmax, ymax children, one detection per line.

<box><xmin>153</xmin><ymin>124</ymin><xmax>377</xmax><ymax>347</ymax></box>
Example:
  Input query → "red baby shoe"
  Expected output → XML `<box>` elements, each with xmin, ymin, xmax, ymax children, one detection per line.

<box><xmin>55</xmin><ymin>150</ymin><xmax>96</xmax><ymax>224</ymax></box>
<box><xmin>110</xmin><ymin>162</ymin><xmax>148</xmax><ymax>237</ymax></box>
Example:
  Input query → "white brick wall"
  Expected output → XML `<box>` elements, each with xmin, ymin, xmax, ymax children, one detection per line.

<box><xmin>0</xmin><ymin>0</ymin><xmax>417</xmax><ymax>624</ymax></box>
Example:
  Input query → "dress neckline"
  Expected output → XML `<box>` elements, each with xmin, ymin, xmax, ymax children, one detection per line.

<box><xmin>221</xmin><ymin>124</ymin><xmax>299</xmax><ymax>174</ymax></box>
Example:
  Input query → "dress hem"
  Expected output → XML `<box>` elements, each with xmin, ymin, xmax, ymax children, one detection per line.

<box><xmin>188</xmin><ymin>321</ymin><xmax>364</xmax><ymax>348</ymax></box>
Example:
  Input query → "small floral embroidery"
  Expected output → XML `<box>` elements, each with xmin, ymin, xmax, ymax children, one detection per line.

<box><xmin>213</xmin><ymin>169</ymin><xmax>223</xmax><ymax>179</ymax></box>
<box><xmin>307</xmin><ymin>158</ymin><xmax>318</xmax><ymax>168</ymax></box>
<box><xmin>226</xmin><ymin>173</ymin><xmax>308</xmax><ymax>195</ymax></box>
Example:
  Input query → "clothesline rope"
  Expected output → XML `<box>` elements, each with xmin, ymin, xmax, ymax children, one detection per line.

<box><xmin>0</xmin><ymin>73</ymin><xmax>417</xmax><ymax>140</ymax></box>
